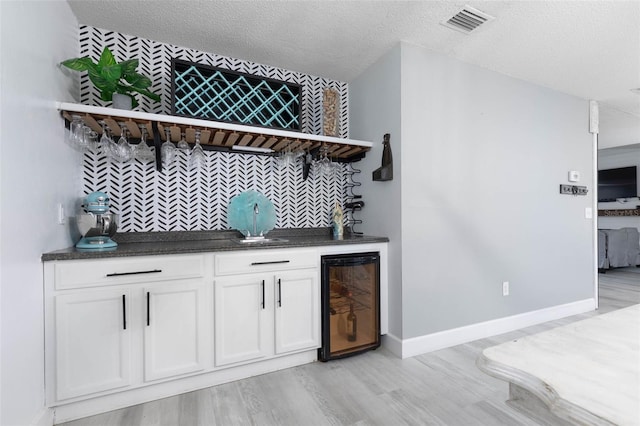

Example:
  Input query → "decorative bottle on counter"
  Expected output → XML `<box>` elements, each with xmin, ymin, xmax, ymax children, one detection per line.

<box><xmin>347</xmin><ymin>301</ymin><xmax>357</xmax><ymax>342</ymax></box>
<box><xmin>332</xmin><ymin>201</ymin><xmax>344</xmax><ymax>240</ymax></box>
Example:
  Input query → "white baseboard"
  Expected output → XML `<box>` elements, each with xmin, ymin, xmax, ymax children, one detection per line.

<box><xmin>381</xmin><ymin>333</ymin><xmax>403</xmax><ymax>358</ymax></box>
<box><xmin>398</xmin><ymin>298</ymin><xmax>596</xmax><ymax>359</ymax></box>
<box><xmin>53</xmin><ymin>350</ymin><xmax>317</xmax><ymax>423</ymax></box>
<box><xmin>31</xmin><ymin>407</ymin><xmax>54</xmax><ymax>426</ymax></box>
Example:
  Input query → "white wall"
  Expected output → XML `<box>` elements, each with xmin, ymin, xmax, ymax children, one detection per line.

<box><xmin>400</xmin><ymin>43</ymin><xmax>594</xmax><ymax>338</ymax></box>
<box><xmin>598</xmin><ymin>145</ymin><xmax>640</xmax><ymax>230</ymax></box>
<box><xmin>0</xmin><ymin>2</ymin><xmax>79</xmax><ymax>424</ymax></box>
<box><xmin>352</xmin><ymin>42</ymin><xmax>595</xmax><ymax>345</ymax></box>
<box><xmin>350</xmin><ymin>45</ymin><xmax>403</xmax><ymax>338</ymax></box>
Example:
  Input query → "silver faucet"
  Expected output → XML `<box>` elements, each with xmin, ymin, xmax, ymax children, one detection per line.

<box><xmin>252</xmin><ymin>203</ymin><xmax>259</xmax><ymax>237</ymax></box>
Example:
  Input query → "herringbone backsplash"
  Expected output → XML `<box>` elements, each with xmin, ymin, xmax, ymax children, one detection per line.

<box><xmin>79</xmin><ymin>26</ymin><xmax>351</xmax><ymax>232</ymax></box>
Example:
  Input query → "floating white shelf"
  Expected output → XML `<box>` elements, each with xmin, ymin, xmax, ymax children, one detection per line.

<box><xmin>57</xmin><ymin>102</ymin><xmax>372</xmax><ymax>161</ymax></box>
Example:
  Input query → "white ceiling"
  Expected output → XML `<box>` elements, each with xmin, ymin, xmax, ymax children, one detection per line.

<box><xmin>68</xmin><ymin>0</ymin><xmax>640</xmax><ymax>118</ymax></box>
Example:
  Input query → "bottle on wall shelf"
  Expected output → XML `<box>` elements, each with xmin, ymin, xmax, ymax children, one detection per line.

<box><xmin>347</xmin><ymin>301</ymin><xmax>357</xmax><ymax>342</ymax></box>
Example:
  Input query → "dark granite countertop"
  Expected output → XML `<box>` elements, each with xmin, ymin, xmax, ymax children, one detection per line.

<box><xmin>42</xmin><ymin>228</ymin><xmax>389</xmax><ymax>261</ymax></box>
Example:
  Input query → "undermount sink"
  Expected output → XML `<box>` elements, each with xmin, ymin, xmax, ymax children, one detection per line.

<box><xmin>232</xmin><ymin>237</ymin><xmax>289</xmax><ymax>244</ymax></box>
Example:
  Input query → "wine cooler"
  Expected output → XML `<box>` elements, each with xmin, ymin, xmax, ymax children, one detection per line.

<box><xmin>319</xmin><ymin>252</ymin><xmax>380</xmax><ymax>361</ymax></box>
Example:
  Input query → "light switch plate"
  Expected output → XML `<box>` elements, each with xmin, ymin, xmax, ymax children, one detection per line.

<box><xmin>585</xmin><ymin>207</ymin><xmax>593</xmax><ymax>219</ymax></box>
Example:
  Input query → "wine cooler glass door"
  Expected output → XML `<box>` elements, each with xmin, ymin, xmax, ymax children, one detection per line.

<box><xmin>319</xmin><ymin>253</ymin><xmax>380</xmax><ymax>361</ymax></box>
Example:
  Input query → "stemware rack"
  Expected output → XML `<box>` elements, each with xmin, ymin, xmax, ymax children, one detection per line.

<box><xmin>58</xmin><ymin>102</ymin><xmax>372</xmax><ymax>171</ymax></box>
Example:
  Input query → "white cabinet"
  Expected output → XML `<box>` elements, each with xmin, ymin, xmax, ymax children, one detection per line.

<box><xmin>274</xmin><ymin>270</ymin><xmax>319</xmax><ymax>355</ymax></box>
<box><xmin>214</xmin><ymin>275</ymin><xmax>271</xmax><ymax>366</ymax></box>
<box><xmin>44</xmin><ymin>243</ymin><xmax>386</xmax><ymax>422</ymax></box>
<box><xmin>55</xmin><ymin>288</ymin><xmax>132</xmax><ymax>400</ymax></box>
<box><xmin>45</xmin><ymin>254</ymin><xmax>211</xmax><ymax>403</ymax></box>
<box><xmin>214</xmin><ymin>249</ymin><xmax>320</xmax><ymax>367</ymax></box>
<box><xmin>143</xmin><ymin>281</ymin><xmax>208</xmax><ymax>382</ymax></box>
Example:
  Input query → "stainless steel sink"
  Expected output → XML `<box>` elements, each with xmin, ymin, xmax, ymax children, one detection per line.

<box><xmin>232</xmin><ymin>237</ymin><xmax>289</xmax><ymax>244</ymax></box>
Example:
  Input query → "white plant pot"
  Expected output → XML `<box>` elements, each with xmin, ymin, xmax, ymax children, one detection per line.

<box><xmin>112</xmin><ymin>93</ymin><xmax>133</xmax><ymax>110</ymax></box>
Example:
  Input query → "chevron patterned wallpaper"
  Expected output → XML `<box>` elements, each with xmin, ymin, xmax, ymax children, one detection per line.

<box><xmin>79</xmin><ymin>26</ymin><xmax>353</xmax><ymax>232</ymax></box>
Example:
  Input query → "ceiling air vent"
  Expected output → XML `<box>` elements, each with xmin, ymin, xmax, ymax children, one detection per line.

<box><xmin>441</xmin><ymin>5</ymin><xmax>494</xmax><ymax>34</ymax></box>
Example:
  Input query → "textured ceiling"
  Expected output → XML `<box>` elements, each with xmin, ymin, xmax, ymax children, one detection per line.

<box><xmin>68</xmin><ymin>0</ymin><xmax>640</xmax><ymax>118</ymax></box>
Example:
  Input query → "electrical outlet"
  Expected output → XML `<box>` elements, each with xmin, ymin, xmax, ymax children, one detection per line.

<box><xmin>585</xmin><ymin>207</ymin><xmax>593</xmax><ymax>219</ymax></box>
<box><xmin>502</xmin><ymin>281</ymin><xmax>509</xmax><ymax>296</ymax></box>
<box><xmin>57</xmin><ymin>203</ymin><xmax>66</xmax><ymax>225</ymax></box>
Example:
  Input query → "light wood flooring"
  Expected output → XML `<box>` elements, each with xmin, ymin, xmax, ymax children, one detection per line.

<box><xmin>59</xmin><ymin>269</ymin><xmax>639</xmax><ymax>426</ymax></box>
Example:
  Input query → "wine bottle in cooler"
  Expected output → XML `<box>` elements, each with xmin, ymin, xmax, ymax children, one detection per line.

<box><xmin>347</xmin><ymin>301</ymin><xmax>357</xmax><ymax>341</ymax></box>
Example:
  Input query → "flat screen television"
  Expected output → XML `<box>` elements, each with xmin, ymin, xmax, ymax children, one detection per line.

<box><xmin>598</xmin><ymin>166</ymin><xmax>637</xmax><ymax>201</ymax></box>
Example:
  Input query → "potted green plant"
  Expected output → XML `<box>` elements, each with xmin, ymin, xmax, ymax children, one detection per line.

<box><xmin>61</xmin><ymin>46</ymin><xmax>160</xmax><ymax>109</ymax></box>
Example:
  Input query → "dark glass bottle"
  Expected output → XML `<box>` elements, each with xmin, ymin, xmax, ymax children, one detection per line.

<box><xmin>347</xmin><ymin>301</ymin><xmax>357</xmax><ymax>342</ymax></box>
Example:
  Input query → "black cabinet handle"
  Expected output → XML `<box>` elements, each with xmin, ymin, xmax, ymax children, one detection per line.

<box><xmin>277</xmin><ymin>279</ymin><xmax>282</xmax><ymax>307</ymax></box>
<box><xmin>106</xmin><ymin>269</ymin><xmax>162</xmax><ymax>277</ymax></box>
<box><xmin>122</xmin><ymin>294</ymin><xmax>127</xmax><ymax>330</ymax></box>
<box><xmin>261</xmin><ymin>280</ymin><xmax>265</xmax><ymax>310</ymax></box>
<box><xmin>250</xmin><ymin>260</ymin><xmax>290</xmax><ymax>266</ymax></box>
<box><xmin>146</xmin><ymin>292</ymin><xmax>150</xmax><ymax>326</ymax></box>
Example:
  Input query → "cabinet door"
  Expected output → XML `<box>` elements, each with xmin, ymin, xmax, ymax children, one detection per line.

<box><xmin>274</xmin><ymin>269</ymin><xmax>320</xmax><ymax>354</ymax></box>
<box><xmin>214</xmin><ymin>275</ymin><xmax>271</xmax><ymax>366</ymax></box>
<box><xmin>55</xmin><ymin>289</ymin><xmax>131</xmax><ymax>400</ymax></box>
<box><xmin>143</xmin><ymin>281</ymin><xmax>208</xmax><ymax>382</ymax></box>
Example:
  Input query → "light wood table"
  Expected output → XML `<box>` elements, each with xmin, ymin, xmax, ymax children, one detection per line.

<box><xmin>478</xmin><ymin>304</ymin><xmax>640</xmax><ymax>425</ymax></box>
